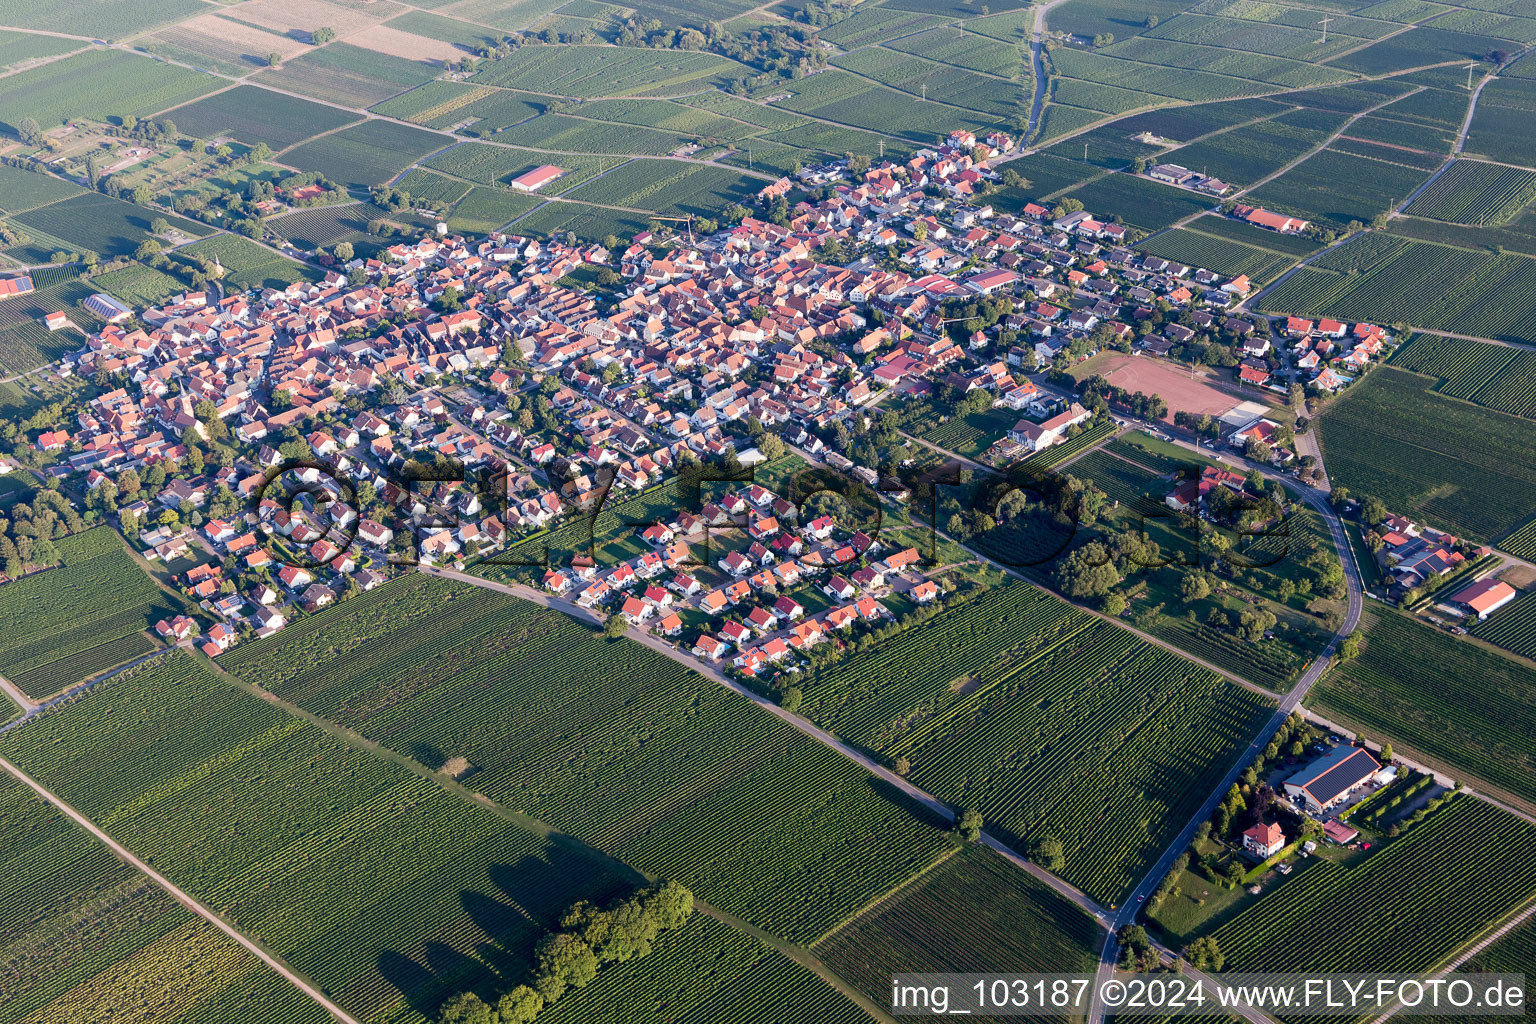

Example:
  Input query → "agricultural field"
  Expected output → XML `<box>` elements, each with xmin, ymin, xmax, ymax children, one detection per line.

<box><xmin>921</xmin><ymin>405</ymin><xmax>1020</xmax><ymax>459</ymax></box>
<box><xmin>144</xmin><ymin>13</ymin><xmax>313</xmax><ymax>77</ymax></box>
<box><xmin>11</xmin><ymin>193</ymin><xmax>210</xmax><ymax>261</ymax></box>
<box><xmin>1316</xmin><ymin>367</ymin><xmax>1536</xmax><ymax>541</ymax></box>
<box><xmin>0</xmin><ymin>651</ymin><xmax>636</xmax><ymax>1024</ymax></box>
<box><xmin>279</xmin><ymin>119</ymin><xmax>449</xmax><ymax>189</ymax></box>
<box><xmin>771</xmin><ymin>69</ymin><xmax>993</xmax><ymax>142</ymax></box>
<box><xmin>0</xmin><ymin>528</ymin><xmax>192</xmax><ymax>700</ymax></box>
<box><xmin>495</xmin><ymin>112</ymin><xmax>703</xmax><ymax>156</ymax></box>
<box><xmin>801</xmin><ymin>580</ymin><xmax>1274</xmax><ymax>903</ymax></box>
<box><xmin>444</xmin><ymin>186</ymin><xmax>543</xmax><ymax>233</ymax></box>
<box><xmin>1387</xmin><ymin>332</ymin><xmax>1517</xmax><ymax>402</ymax></box>
<box><xmin>218</xmin><ymin>573</ymin><xmax>956</xmax><ymax>944</ymax></box>
<box><xmin>470</xmin><ymin>44</ymin><xmax>748</xmax><ymax>97</ymax></box>
<box><xmin>423</xmin><ymin>141</ymin><xmax>607</xmax><ymax>190</ymax></box>
<box><xmin>159</xmin><ymin>86</ymin><xmax>361</xmax><ymax>151</ymax></box>
<box><xmin>0</xmin><ymin>165</ymin><xmax>89</xmax><ymax>214</ymax></box>
<box><xmin>1135</xmin><ymin>228</ymin><xmax>1294</xmax><ymax>283</ymax></box>
<box><xmin>176</xmin><ymin>234</ymin><xmax>317</xmax><ymax>291</ymax></box>
<box><xmin>1210</xmin><ymin>797</ymin><xmax>1536</xmax><ymax>971</ymax></box>
<box><xmin>1053</xmin><ymin>173</ymin><xmax>1213</xmax><ymax>233</ymax></box>
<box><xmin>0</xmin><ymin>773</ymin><xmax>335</xmax><ymax>1024</ymax></box>
<box><xmin>255</xmin><ymin>43</ymin><xmax>443</xmax><ymax>108</ymax></box>
<box><xmin>90</xmin><ymin>262</ymin><xmax>186</xmax><ymax>308</ymax></box>
<box><xmin>1260</xmin><ymin>234</ymin><xmax>1536</xmax><ymax>344</ymax></box>
<box><xmin>0</xmin><ymin>49</ymin><xmax>218</xmax><ymax>135</ymax></box>
<box><xmin>1474</xmin><ymin>593</ymin><xmax>1536</xmax><ymax>661</ymax></box>
<box><xmin>817</xmin><ymin>6</ymin><xmax>948</xmax><ymax>47</ymax></box>
<box><xmin>830</xmin><ymin>48</ymin><xmax>1030</xmax><ymax>119</ymax></box>
<box><xmin>536</xmin><ymin>914</ymin><xmax>872</xmax><ymax>1024</ymax></box>
<box><xmin>266</xmin><ymin>202</ymin><xmax>415</xmax><ymax>252</ymax></box>
<box><xmin>0</xmin><ymin>320</ymin><xmax>75</xmax><ymax>377</ymax></box>
<box><xmin>816</xmin><ymin>846</ymin><xmax>1100</xmax><ymax>1008</ymax></box>
<box><xmin>563</xmin><ymin>159</ymin><xmax>762</xmax><ymax>215</ymax></box>
<box><xmin>371</xmin><ymin>81</ymin><xmax>545</xmax><ymax>133</ymax></box>
<box><xmin>1160</xmin><ymin>106</ymin><xmax>1350</xmax><ymax>189</ymax></box>
<box><xmin>0</xmin><ymin>0</ymin><xmax>206</xmax><ymax>39</ymax></box>
<box><xmin>1248</xmin><ymin>145</ymin><xmax>1430</xmax><ymax>228</ymax></box>
<box><xmin>1310</xmin><ymin>609</ymin><xmax>1536</xmax><ymax>807</ymax></box>
<box><xmin>505</xmin><ymin>201</ymin><xmax>650</xmax><ymax>243</ymax></box>
<box><xmin>1404</xmin><ymin>159</ymin><xmax>1536</xmax><ymax>225</ymax></box>
<box><xmin>1463</xmin><ymin>77</ymin><xmax>1536</xmax><ymax>167</ymax></box>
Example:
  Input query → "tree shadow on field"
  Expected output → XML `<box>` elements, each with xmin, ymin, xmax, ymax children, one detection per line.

<box><xmin>378</xmin><ymin>943</ymin><xmax>502</xmax><ymax>1020</ymax></box>
<box><xmin>409</xmin><ymin>741</ymin><xmax>445</xmax><ymax>769</ymax></box>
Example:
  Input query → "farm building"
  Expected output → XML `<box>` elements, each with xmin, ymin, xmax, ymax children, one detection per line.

<box><xmin>1241</xmin><ymin>207</ymin><xmax>1309</xmax><ymax>234</ymax></box>
<box><xmin>509</xmin><ymin>165</ymin><xmax>565</xmax><ymax>192</ymax></box>
<box><xmin>1282</xmin><ymin>746</ymin><xmax>1382</xmax><ymax>815</ymax></box>
<box><xmin>0</xmin><ymin>274</ymin><xmax>35</xmax><ymax>298</ymax></box>
<box><xmin>84</xmin><ymin>292</ymin><xmax>134</xmax><ymax>322</ymax></box>
<box><xmin>1449</xmin><ymin>578</ymin><xmax>1517</xmax><ymax>619</ymax></box>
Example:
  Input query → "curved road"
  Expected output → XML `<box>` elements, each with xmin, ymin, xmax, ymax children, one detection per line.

<box><xmin>418</xmin><ymin>565</ymin><xmax>1117</xmax><ymax>927</ymax></box>
<box><xmin>1088</xmin><ymin>441</ymin><xmax>1365</xmax><ymax>1023</ymax></box>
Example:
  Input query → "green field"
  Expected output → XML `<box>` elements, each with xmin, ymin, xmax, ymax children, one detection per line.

<box><xmin>1261</xmin><ymin>234</ymin><xmax>1536</xmax><ymax>345</ymax></box>
<box><xmin>0</xmin><ymin>164</ymin><xmax>89</xmax><ymax>215</ymax></box>
<box><xmin>0</xmin><ymin>528</ymin><xmax>190</xmax><ymax>700</ymax></box>
<box><xmin>445</xmin><ymin>186</ymin><xmax>543</xmax><ymax>234</ymax></box>
<box><xmin>562</xmin><ymin>159</ymin><xmax>762</xmax><ymax>215</ymax></box>
<box><xmin>176</xmin><ymin>234</ymin><xmax>318</xmax><ymax>291</ymax></box>
<box><xmin>0</xmin><ymin>49</ymin><xmax>217</xmax><ymax>135</ymax></box>
<box><xmin>1474</xmin><ymin>593</ymin><xmax>1536</xmax><ymax>660</ymax></box>
<box><xmin>536</xmin><ymin>914</ymin><xmax>872</xmax><ymax>1024</ymax></box>
<box><xmin>0</xmin><ymin>0</ymin><xmax>205</xmax><ymax>39</ymax></box>
<box><xmin>1310</xmin><ymin>610</ymin><xmax>1536</xmax><ymax>807</ymax></box>
<box><xmin>1464</xmin><ymin>77</ymin><xmax>1536</xmax><ymax>167</ymax></box>
<box><xmin>470</xmin><ymin>44</ymin><xmax>748</xmax><ymax>97</ymax></box>
<box><xmin>256</xmin><ymin>43</ymin><xmax>443</xmax><ymax>108</ymax></box>
<box><xmin>1315</xmin><ymin>366</ymin><xmax>1536</xmax><ymax>541</ymax></box>
<box><xmin>1406</xmin><ymin>159</ymin><xmax>1536</xmax><ymax>226</ymax></box>
<box><xmin>11</xmin><ymin>193</ymin><xmax>210</xmax><ymax>260</ymax></box>
<box><xmin>1211</xmin><ymin>797</ymin><xmax>1536</xmax><ymax>971</ymax></box>
<box><xmin>218</xmin><ymin>574</ymin><xmax>956</xmax><ymax>944</ymax></box>
<box><xmin>0</xmin><ymin>652</ymin><xmax>634</xmax><ymax>1024</ymax></box>
<box><xmin>90</xmin><ymin>262</ymin><xmax>186</xmax><ymax>307</ymax></box>
<box><xmin>816</xmin><ymin>846</ymin><xmax>1101</xmax><ymax>1007</ymax></box>
<box><xmin>0</xmin><ymin>773</ymin><xmax>335</xmax><ymax>1024</ymax></box>
<box><xmin>801</xmin><ymin>580</ymin><xmax>1274</xmax><ymax>903</ymax></box>
<box><xmin>160</xmin><ymin>86</ymin><xmax>361</xmax><ymax>151</ymax></box>
<box><xmin>280</xmin><ymin>119</ymin><xmax>449</xmax><ymax>189</ymax></box>
<box><xmin>1135</xmin><ymin>228</ymin><xmax>1294</xmax><ymax>283</ymax></box>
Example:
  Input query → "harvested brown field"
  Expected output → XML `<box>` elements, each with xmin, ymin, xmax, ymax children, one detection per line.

<box><xmin>1092</xmin><ymin>354</ymin><xmax>1241</xmax><ymax>423</ymax></box>
<box><xmin>150</xmin><ymin>14</ymin><xmax>309</xmax><ymax>72</ymax></box>
<box><xmin>223</xmin><ymin>0</ymin><xmax>404</xmax><ymax>39</ymax></box>
<box><xmin>343</xmin><ymin>23</ymin><xmax>467</xmax><ymax>64</ymax></box>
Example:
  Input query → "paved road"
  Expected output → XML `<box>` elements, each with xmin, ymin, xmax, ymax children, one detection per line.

<box><xmin>0</xmin><ymin>751</ymin><xmax>361</xmax><ymax>1024</ymax></box>
<box><xmin>418</xmin><ymin>564</ymin><xmax>1118</xmax><ymax>927</ymax></box>
<box><xmin>1088</xmin><ymin>440</ymin><xmax>1364</xmax><ymax>1023</ymax></box>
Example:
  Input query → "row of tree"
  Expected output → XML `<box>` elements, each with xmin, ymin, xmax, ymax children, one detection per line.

<box><xmin>438</xmin><ymin>881</ymin><xmax>694</xmax><ymax>1024</ymax></box>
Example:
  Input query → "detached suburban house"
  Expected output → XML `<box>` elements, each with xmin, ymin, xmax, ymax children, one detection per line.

<box><xmin>1008</xmin><ymin>403</ymin><xmax>1091</xmax><ymax>453</ymax></box>
<box><xmin>1282</xmin><ymin>746</ymin><xmax>1383</xmax><ymax>815</ymax></box>
<box><xmin>1242</xmin><ymin>821</ymin><xmax>1285</xmax><ymax>859</ymax></box>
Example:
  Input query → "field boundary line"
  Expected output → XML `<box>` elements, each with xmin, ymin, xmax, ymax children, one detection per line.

<box><xmin>0</xmin><ymin>749</ymin><xmax>363</xmax><ymax>1024</ymax></box>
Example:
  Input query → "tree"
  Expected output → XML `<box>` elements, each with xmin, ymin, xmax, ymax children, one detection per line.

<box><xmin>312</xmin><ymin>25</ymin><xmax>336</xmax><ymax>43</ymax></box>
<box><xmin>135</xmin><ymin>239</ymin><xmax>162</xmax><ymax>261</ymax></box>
<box><xmin>15</xmin><ymin>116</ymin><xmax>41</xmax><ymax>146</ymax></box>
<box><xmin>333</xmin><ymin>241</ymin><xmax>354</xmax><ymax>262</ymax></box>
<box><xmin>267</xmin><ymin>51</ymin><xmax>283</xmax><ymax>66</ymax></box>
<box><xmin>1179</xmin><ymin>572</ymin><xmax>1210</xmax><ymax>603</ymax></box>
<box><xmin>1380</xmin><ymin>742</ymin><xmax>1394</xmax><ymax>763</ymax></box>
<box><xmin>496</xmin><ymin>987</ymin><xmax>541</xmax><ymax>1024</ymax></box>
<box><xmin>1339</xmin><ymin>630</ymin><xmax>1361</xmax><ymax>661</ymax></box>
<box><xmin>1054</xmin><ymin>542</ymin><xmax>1120</xmax><ymax>599</ymax></box>
<box><xmin>1184</xmin><ymin>936</ymin><xmax>1224</xmax><ymax>971</ymax></box>
<box><xmin>602</xmin><ymin>614</ymin><xmax>628</xmax><ymax>638</ymax></box>
<box><xmin>1101</xmin><ymin>591</ymin><xmax>1126</xmax><ymax>616</ymax></box>
<box><xmin>438</xmin><ymin>992</ymin><xmax>496</xmax><ymax>1024</ymax></box>
<box><xmin>1359</xmin><ymin>495</ymin><xmax>1387</xmax><ymax>526</ymax></box>
<box><xmin>955</xmin><ymin>807</ymin><xmax>984</xmax><ymax>843</ymax></box>
<box><xmin>120</xmin><ymin>114</ymin><xmax>137</xmax><ymax>134</ymax></box>
<box><xmin>894</xmin><ymin>755</ymin><xmax>911</xmax><ymax>776</ymax></box>
<box><xmin>779</xmin><ymin>686</ymin><xmax>803</xmax><ymax>713</ymax></box>
<box><xmin>1028</xmin><ymin>834</ymin><xmax>1065</xmax><ymax>871</ymax></box>
<box><xmin>534</xmin><ymin>932</ymin><xmax>598</xmax><ymax>1001</ymax></box>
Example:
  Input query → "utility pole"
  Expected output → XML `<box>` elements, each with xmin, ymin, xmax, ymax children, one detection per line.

<box><xmin>921</xmin><ymin>83</ymin><xmax>926</xmax><ymax>101</ymax></box>
<box><xmin>1465</xmin><ymin>62</ymin><xmax>1477</xmax><ymax>89</ymax></box>
<box><xmin>1318</xmin><ymin>16</ymin><xmax>1332</xmax><ymax>44</ymax></box>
